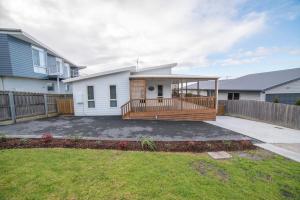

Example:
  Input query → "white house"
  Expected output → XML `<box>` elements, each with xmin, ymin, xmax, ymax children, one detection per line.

<box><xmin>64</xmin><ymin>63</ymin><xmax>219</xmax><ymax>121</ymax></box>
<box><xmin>185</xmin><ymin>68</ymin><xmax>300</xmax><ymax>105</ymax></box>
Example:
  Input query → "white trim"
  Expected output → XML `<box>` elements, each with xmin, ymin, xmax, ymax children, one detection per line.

<box><xmin>109</xmin><ymin>84</ymin><xmax>118</xmax><ymax>108</ymax></box>
<box><xmin>63</xmin><ymin>66</ymin><xmax>136</xmax><ymax>83</ymax></box>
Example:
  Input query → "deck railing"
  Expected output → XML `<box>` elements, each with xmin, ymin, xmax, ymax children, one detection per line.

<box><xmin>121</xmin><ymin>96</ymin><xmax>215</xmax><ymax>117</ymax></box>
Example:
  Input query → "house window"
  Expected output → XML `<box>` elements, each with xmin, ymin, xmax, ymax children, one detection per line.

<box><xmin>56</xmin><ymin>58</ymin><xmax>63</xmax><ymax>75</ymax></box>
<box><xmin>32</xmin><ymin>46</ymin><xmax>47</xmax><ymax>74</ymax></box>
<box><xmin>47</xmin><ymin>83</ymin><xmax>55</xmax><ymax>91</ymax></box>
<box><xmin>110</xmin><ymin>85</ymin><xmax>117</xmax><ymax>107</ymax></box>
<box><xmin>158</xmin><ymin>85</ymin><xmax>163</xmax><ymax>97</ymax></box>
<box><xmin>228</xmin><ymin>93</ymin><xmax>240</xmax><ymax>100</ymax></box>
<box><xmin>63</xmin><ymin>63</ymin><xmax>70</xmax><ymax>78</ymax></box>
<box><xmin>87</xmin><ymin>86</ymin><xmax>95</xmax><ymax>108</ymax></box>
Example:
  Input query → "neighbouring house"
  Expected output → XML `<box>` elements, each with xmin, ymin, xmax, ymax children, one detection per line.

<box><xmin>64</xmin><ymin>63</ymin><xmax>220</xmax><ymax>121</ymax></box>
<box><xmin>0</xmin><ymin>28</ymin><xmax>85</xmax><ymax>94</ymax></box>
<box><xmin>185</xmin><ymin>68</ymin><xmax>300</xmax><ymax>105</ymax></box>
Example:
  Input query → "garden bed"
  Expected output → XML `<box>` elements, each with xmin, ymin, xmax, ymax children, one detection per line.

<box><xmin>0</xmin><ymin>137</ymin><xmax>256</xmax><ymax>152</ymax></box>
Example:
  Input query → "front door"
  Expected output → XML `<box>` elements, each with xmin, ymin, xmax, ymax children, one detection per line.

<box><xmin>130</xmin><ymin>80</ymin><xmax>146</xmax><ymax>99</ymax></box>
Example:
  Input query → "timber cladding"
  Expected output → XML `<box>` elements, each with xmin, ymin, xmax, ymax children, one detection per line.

<box><xmin>220</xmin><ymin>100</ymin><xmax>300</xmax><ymax>130</ymax></box>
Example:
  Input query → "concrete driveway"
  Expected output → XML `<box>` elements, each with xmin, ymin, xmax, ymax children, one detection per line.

<box><xmin>0</xmin><ymin>116</ymin><xmax>253</xmax><ymax>141</ymax></box>
<box><xmin>207</xmin><ymin>116</ymin><xmax>300</xmax><ymax>162</ymax></box>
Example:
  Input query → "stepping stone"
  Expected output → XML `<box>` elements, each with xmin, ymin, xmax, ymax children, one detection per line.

<box><xmin>208</xmin><ymin>151</ymin><xmax>232</xmax><ymax>159</ymax></box>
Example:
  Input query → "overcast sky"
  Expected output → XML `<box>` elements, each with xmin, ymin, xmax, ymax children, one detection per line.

<box><xmin>0</xmin><ymin>0</ymin><xmax>300</xmax><ymax>78</ymax></box>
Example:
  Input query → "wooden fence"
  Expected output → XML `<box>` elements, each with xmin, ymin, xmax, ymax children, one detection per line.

<box><xmin>0</xmin><ymin>91</ymin><xmax>72</xmax><ymax>123</ymax></box>
<box><xmin>219</xmin><ymin>100</ymin><xmax>300</xmax><ymax>130</ymax></box>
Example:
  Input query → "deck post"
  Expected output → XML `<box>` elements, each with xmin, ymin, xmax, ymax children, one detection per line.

<box><xmin>185</xmin><ymin>81</ymin><xmax>188</xmax><ymax>96</ymax></box>
<box><xmin>197</xmin><ymin>81</ymin><xmax>200</xmax><ymax>97</ymax></box>
<box><xmin>180</xmin><ymin>80</ymin><xmax>183</xmax><ymax>110</ymax></box>
<box><xmin>8</xmin><ymin>92</ymin><xmax>16</xmax><ymax>123</ymax></box>
<box><xmin>215</xmin><ymin>79</ymin><xmax>219</xmax><ymax>113</ymax></box>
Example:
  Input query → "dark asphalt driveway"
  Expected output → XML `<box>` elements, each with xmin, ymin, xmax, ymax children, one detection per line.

<box><xmin>0</xmin><ymin>116</ymin><xmax>254</xmax><ymax>141</ymax></box>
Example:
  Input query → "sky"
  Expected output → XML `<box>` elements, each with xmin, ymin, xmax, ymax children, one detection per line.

<box><xmin>0</xmin><ymin>0</ymin><xmax>299</xmax><ymax>79</ymax></box>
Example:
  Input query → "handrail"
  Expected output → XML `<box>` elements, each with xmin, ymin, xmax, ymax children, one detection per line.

<box><xmin>121</xmin><ymin>96</ymin><xmax>215</xmax><ymax>117</ymax></box>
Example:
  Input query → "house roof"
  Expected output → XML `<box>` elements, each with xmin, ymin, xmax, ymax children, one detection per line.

<box><xmin>129</xmin><ymin>74</ymin><xmax>219</xmax><ymax>81</ymax></box>
<box><xmin>186</xmin><ymin>68</ymin><xmax>300</xmax><ymax>92</ymax></box>
<box><xmin>0</xmin><ymin>28</ymin><xmax>84</xmax><ymax>68</ymax></box>
<box><xmin>63</xmin><ymin>63</ymin><xmax>178</xmax><ymax>83</ymax></box>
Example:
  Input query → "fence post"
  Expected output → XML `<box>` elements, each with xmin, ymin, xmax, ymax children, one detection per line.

<box><xmin>8</xmin><ymin>92</ymin><xmax>16</xmax><ymax>123</ymax></box>
<box><xmin>44</xmin><ymin>94</ymin><xmax>48</xmax><ymax>117</ymax></box>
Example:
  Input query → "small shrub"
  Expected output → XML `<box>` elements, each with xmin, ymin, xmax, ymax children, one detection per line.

<box><xmin>187</xmin><ymin>141</ymin><xmax>197</xmax><ymax>151</ymax></box>
<box><xmin>223</xmin><ymin>140</ymin><xmax>232</xmax><ymax>146</ymax></box>
<box><xmin>20</xmin><ymin>138</ymin><xmax>29</xmax><ymax>144</ymax></box>
<box><xmin>273</xmin><ymin>97</ymin><xmax>280</xmax><ymax>103</ymax></box>
<box><xmin>68</xmin><ymin>135</ymin><xmax>82</xmax><ymax>143</ymax></box>
<box><xmin>0</xmin><ymin>134</ymin><xmax>7</xmax><ymax>142</ymax></box>
<box><xmin>118</xmin><ymin>141</ymin><xmax>129</xmax><ymax>150</ymax></box>
<box><xmin>140</xmin><ymin>136</ymin><xmax>156</xmax><ymax>151</ymax></box>
<box><xmin>295</xmin><ymin>99</ymin><xmax>300</xmax><ymax>106</ymax></box>
<box><xmin>95</xmin><ymin>140</ymin><xmax>102</xmax><ymax>145</ymax></box>
<box><xmin>41</xmin><ymin>133</ymin><xmax>53</xmax><ymax>143</ymax></box>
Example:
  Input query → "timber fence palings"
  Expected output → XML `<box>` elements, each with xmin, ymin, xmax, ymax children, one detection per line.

<box><xmin>219</xmin><ymin>100</ymin><xmax>300</xmax><ymax>130</ymax></box>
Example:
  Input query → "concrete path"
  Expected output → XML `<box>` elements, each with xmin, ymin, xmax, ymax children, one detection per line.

<box><xmin>207</xmin><ymin>116</ymin><xmax>300</xmax><ymax>162</ymax></box>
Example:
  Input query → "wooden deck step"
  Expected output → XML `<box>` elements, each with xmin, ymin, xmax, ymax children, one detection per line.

<box><xmin>123</xmin><ymin>109</ymin><xmax>216</xmax><ymax>121</ymax></box>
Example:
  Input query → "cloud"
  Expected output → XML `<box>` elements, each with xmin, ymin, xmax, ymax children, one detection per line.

<box><xmin>216</xmin><ymin>46</ymin><xmax>300</xmax><ymax>66</ymax></box>
<box><xmin>0</xmin><ymin>0</ymin><xmax>266</xmax><ymax>74</ymax></box>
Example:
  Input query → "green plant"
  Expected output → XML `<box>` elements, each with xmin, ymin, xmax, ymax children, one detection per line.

<box><xmin>69</xmin><ymin>135</ymin><xmax>82</xmax><ymax>142</ymax></box>
<box><xmin>295</xmin><ymin>99</ymin><xmax>300</xmax><ymax>106</ymax></box>
<box><xmin>223</xmin><ymin>140</ymin><xmax>232</xmax><ymax>146</ymax></box>
<box><xmin>140</xmin><ymin>136</ymin><xmax>156</xmax><ymax>151</ymax></box>
<box><xmin>0</xmin><ymin>134</ymin><xmax>7</xmax><ymax>142</ymax></box>
<box><xmin>273</xmin><ymin>97</ymin><xmax>280</xmax><ymax>103</ymax></box>
<box><xmin>20</xmin><ymin>138</ymin><xmax>29</xmax><ymax>144</ymax></box>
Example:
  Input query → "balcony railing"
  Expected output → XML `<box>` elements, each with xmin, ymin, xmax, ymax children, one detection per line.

<box><xmin>121</xmin><ymin>96</ymin><xmax>216</xmax><ymax>117</ymax></box>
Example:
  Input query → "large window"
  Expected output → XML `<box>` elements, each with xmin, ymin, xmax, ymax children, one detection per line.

<box><xmin>32</xmin><ymin>46</ymin><xmax>47</xmax><ymax>74</ymax></box>
<box><xmin>110</xmin><ymin>85</ymin><xmax>117</xmax><ymax>107</ymax></box>
<box><xmin>87</xmin><ymin>86</ymin><xmax>95</xmax><ymax>108</ymax></box>
<box><xmin>228</xmin><ymin>92</ymin><xmax>240</xmax><ymax>100</ymax></box>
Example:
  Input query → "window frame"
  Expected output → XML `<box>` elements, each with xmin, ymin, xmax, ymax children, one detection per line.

<box><xmin>157</xmin><ymin>85</ymin><xmax>163</xmax><ymax>97</ymax></box>
<box><xmin>47</xmin><ymin>83</ymin><xmax>55</xmax><ymax>91</ymax></box>
<box><xmin>228</xmin><ymin>92</ymin><xmax>240</xmax><ymax>100</ymax></box>
<box><xmin>109</xmin><ymin>85</ymin><xmax>117</xmax><ymax>108</ymax></box>
<box><xmin>32</xmin><ymin>46</ymin><xmax>47</xmax><ymax>74</ymax></box>
<box><xmin>87</xmin><ymin>85</ymin><xmax>95</xmax><ymax>108</ymax></box>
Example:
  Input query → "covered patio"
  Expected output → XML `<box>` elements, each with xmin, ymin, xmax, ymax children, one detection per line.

<box><xmin>121</xmin><ymin>75</ymin><xmax>219</xmax><ymax>121</ymax></box>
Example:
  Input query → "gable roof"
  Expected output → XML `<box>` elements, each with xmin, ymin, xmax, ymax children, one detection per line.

<box><xmin>187</xmin><ymin>68</ymin><xmax>300</xmax><ymax>91</ymax></box>
<box><xmin>63</xmin><ymin>63</ymin><xmax>178</xmax><ymax>83</ymax></box>
<box><xmin>0</xmin><ymin>28</ymin><xmax>84</xmax><ymax>68</ymax></box>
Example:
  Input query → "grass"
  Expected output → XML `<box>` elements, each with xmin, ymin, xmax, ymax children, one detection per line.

<box><xmin>0</xmin><ymin>149</ymin><xmax>299</xmax><ymax>200</ymax></box>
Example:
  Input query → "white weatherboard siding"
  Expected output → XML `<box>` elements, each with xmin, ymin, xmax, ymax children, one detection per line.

<box><xmin>146</xmin><ymin>79</ymin><xmax>172</xmax><ymax>99</ymax></box>
<box><xmin>0</xmin><ymin>76</ymin><xmax>71</xmax><ymax>93</ymax></box>
<box><xmin>133</xmin><ymin>67</ymin><xmax>172</xmax><ymax>75</ymax></box>
<box><xmin>72</xmin><ymin>71</ymin><xmax>130</xmax><ymax>116</ymax></box>
<box><xmin>217</xmin><ymin>91</ymin><xmax>261</xmax><ymax>101</ymax></box>
<box><xmin>265</xmin><ymin>79</ymin><xmax>300</xmax><ymax>94</ymax></box>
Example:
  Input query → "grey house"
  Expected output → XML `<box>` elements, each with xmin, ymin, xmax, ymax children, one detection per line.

<box><xmin>186</xmin><ymin>68</ymin><xmax>300</xmax><ymax>105</ymax></box>
<box><xmin>0</xmin><ymin>28</ymin><xmax>85</xmax><ymax>93</ymax></box>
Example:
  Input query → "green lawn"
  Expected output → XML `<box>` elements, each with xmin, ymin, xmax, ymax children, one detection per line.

<box><xmin>0</xmin><ymin>149</ymin><xmax>299</xmax><ymax>200</ymax></box>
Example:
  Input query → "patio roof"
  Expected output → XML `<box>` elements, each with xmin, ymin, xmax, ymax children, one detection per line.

<box><xmin>129</xmin><ymin>74</ymin><xmax>219</xmax><ymax>82</ymax></box>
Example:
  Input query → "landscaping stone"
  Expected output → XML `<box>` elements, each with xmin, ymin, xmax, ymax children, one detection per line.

<box><xmin>208</xmin><ymin>151</ymin><xmax>232</xmax><ymax>159</ymax></box>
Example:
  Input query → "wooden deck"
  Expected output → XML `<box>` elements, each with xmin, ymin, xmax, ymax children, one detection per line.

<box><xmin>121</xmin><ymin>97</ymin><xmax>216</xmax><ymax>121</ymax></box>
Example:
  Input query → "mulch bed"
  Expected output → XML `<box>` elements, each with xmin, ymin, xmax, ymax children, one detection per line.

<box><xmin>0</xmin><ymin>138</ymin><xmax>256</xmax><ymax>152</ymax></box>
